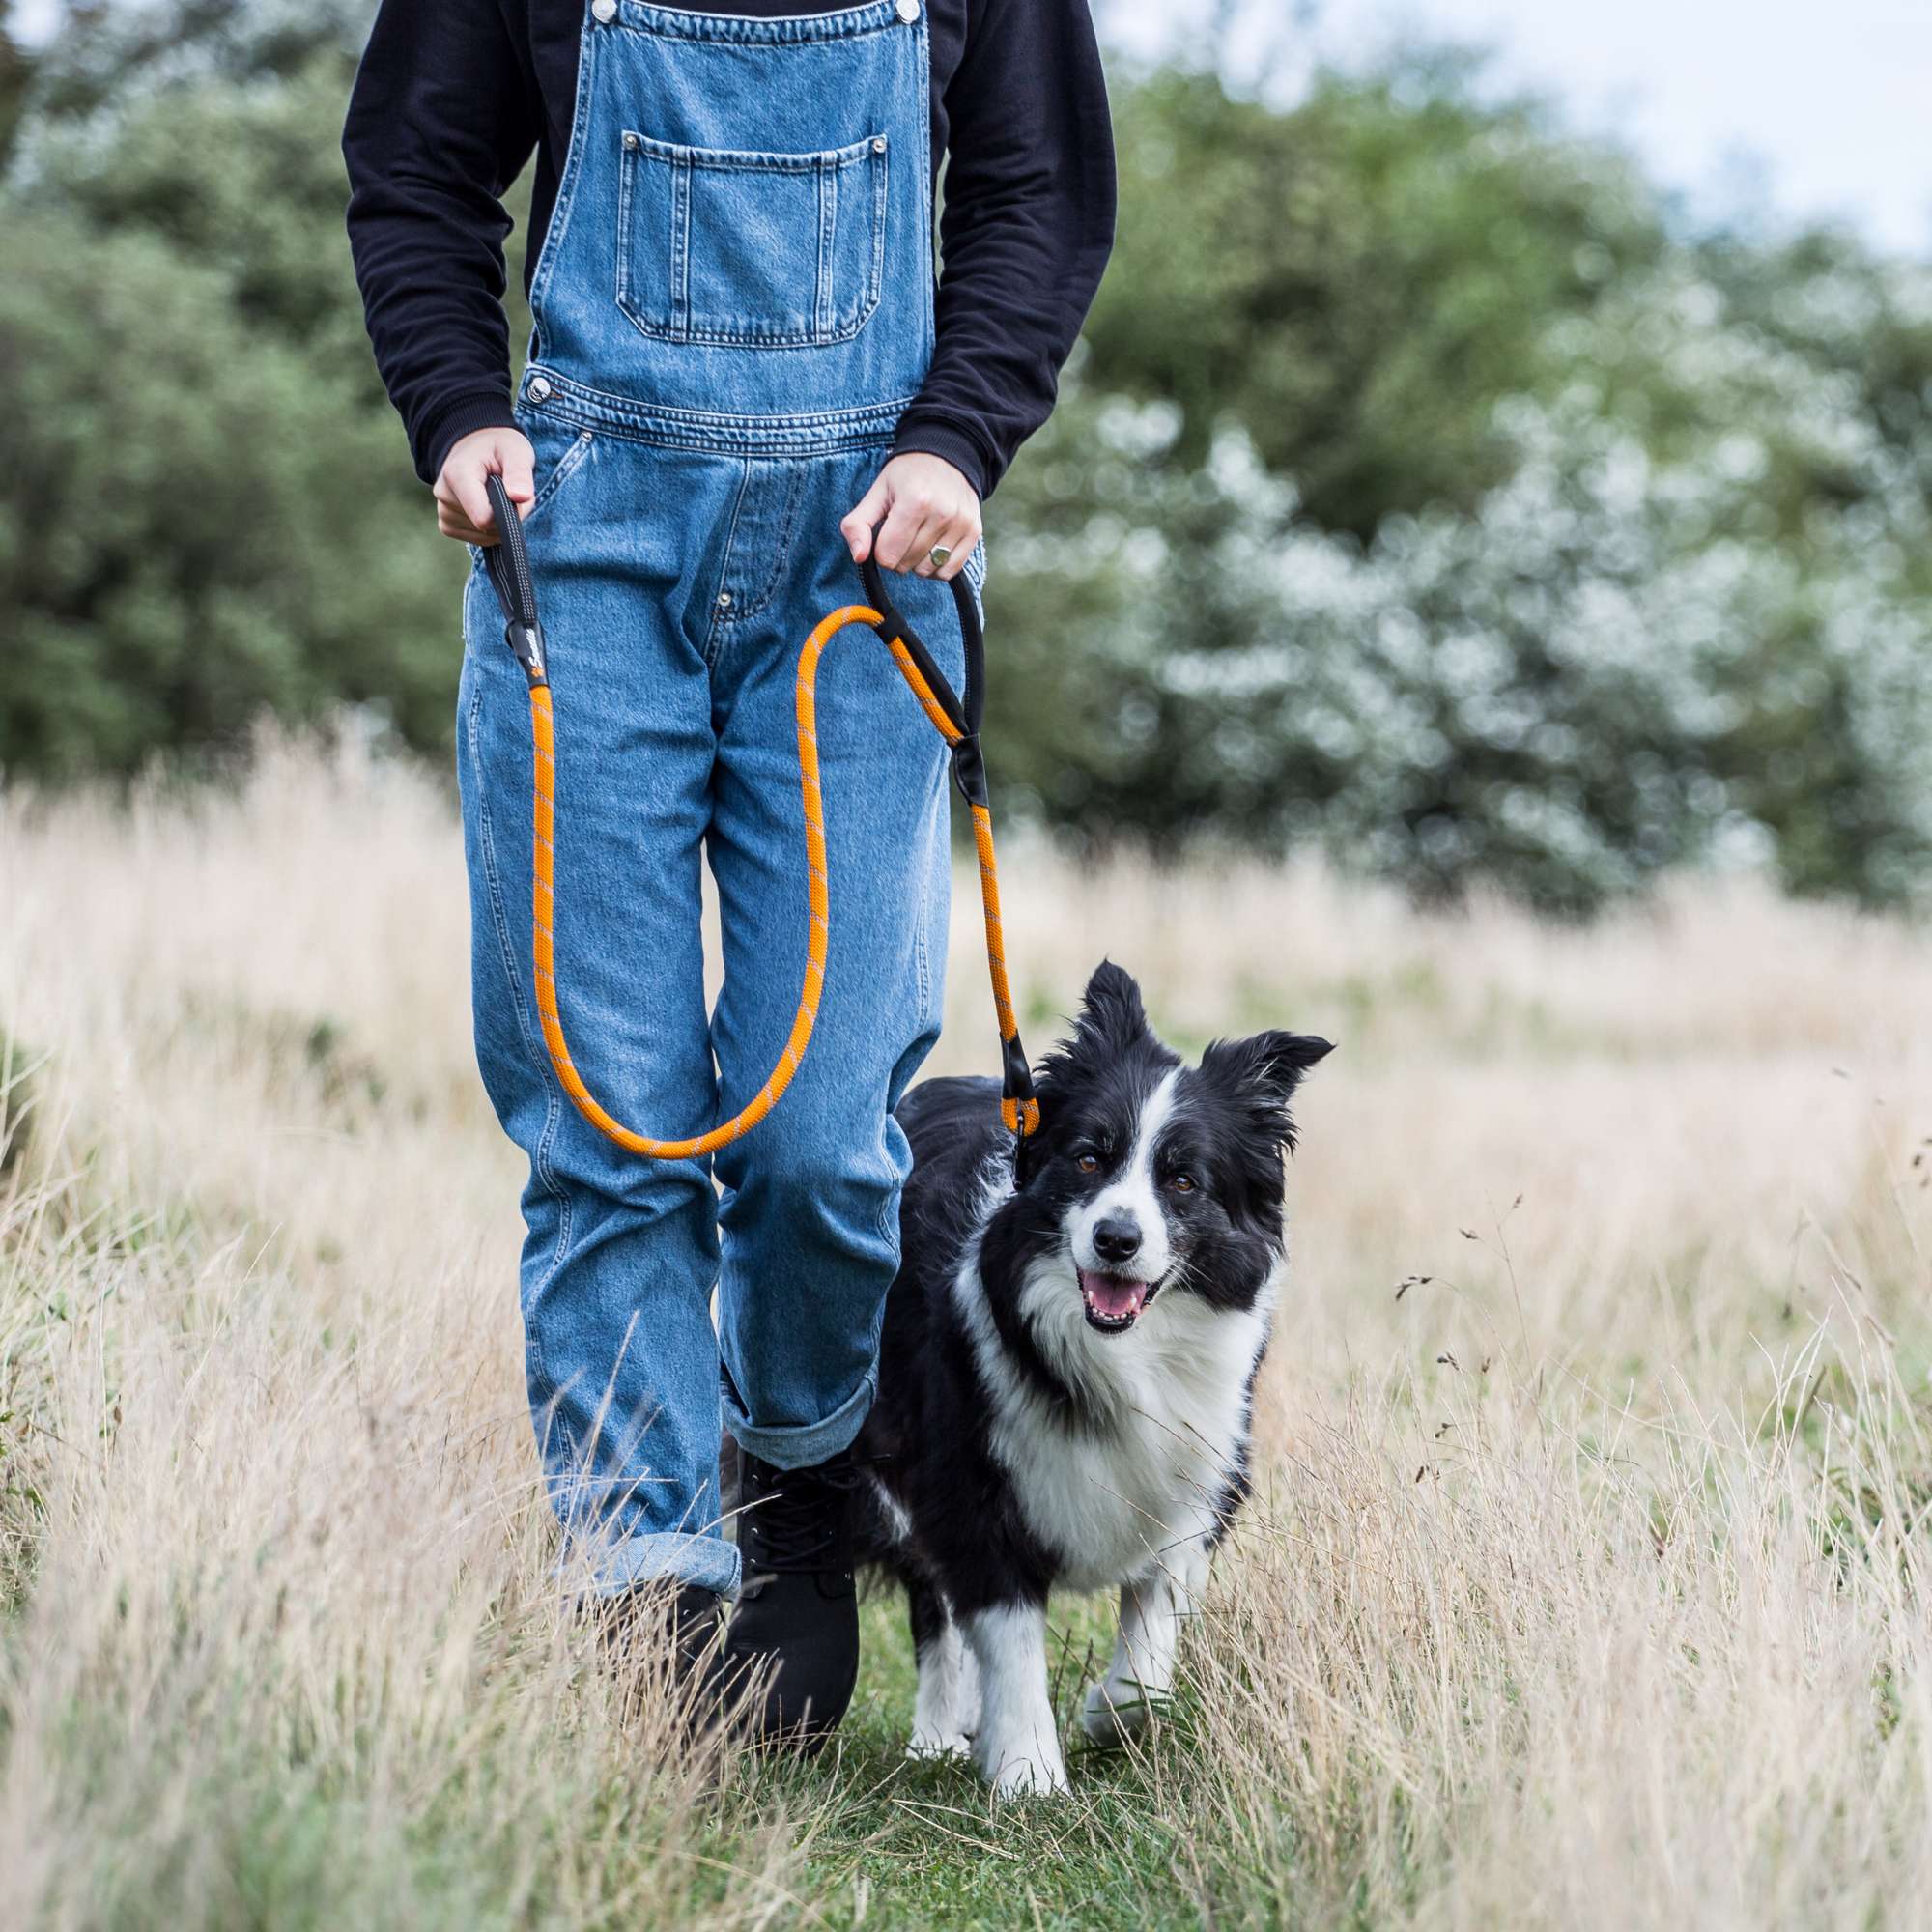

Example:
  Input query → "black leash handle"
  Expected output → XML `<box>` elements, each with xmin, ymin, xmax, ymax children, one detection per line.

<box><xmin>858</xmin><ymin>554</ymin><xmax>990</xmax><ymax>810</ymax></box>
<box><xmin>484</xmin><ymin>472</ymin><xmax>548</xmax><ymax>687</ymax></box>
<box><xmin>858</xmin><ymin>556</ymin><xmax>983</xmax><ymax>733</ymax></box>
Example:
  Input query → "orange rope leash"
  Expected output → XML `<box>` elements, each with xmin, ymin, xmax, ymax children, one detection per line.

<box><xmin>526</xmin><ymin>602</ymin><xmax>1037</xmax><ymax>1158</ymax></box>
<box><xmin>482</xmin><ymin>470</ymin><xmax>1037</xmax><ymax>1161</ymax></box>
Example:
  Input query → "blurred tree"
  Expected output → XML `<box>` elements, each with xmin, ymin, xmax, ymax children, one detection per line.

<box><xmin>2</xmin><ymin>8</ymin><xmax>1928</xmax><ymax>913</ymax></box>
<box><xmin>0</xmin><ymin>207</ymin><xmax>458</xmax><ymax>777</ymax></box>
<box><xmin>0</xmin><ymin>1</ymin><xmax>32</xmax><ymax>167</ymax></box>
<box><xmin>40</xmin><ymin>53</ymin><xmax>383</xmax><ymax>391</ymax></box>
<box><xmin>985</xmin><ymin>265</ymin><xmax>1932</xmax><ymax>910</ymax></box>
<box><xmin>1081</xmin><ymin>62</ymin><xmax>1664</xmax><ymax>538</ymax></box>
<box><xmin>980</xmin><ymin>65</ymin><xmax>1932</xmax><ymax>911</ymax></box>
<box><xmin>0</xmin><ymin>21</ymin><xmax>465</xmax><ymax>780</ymax></box>
<box><xmin>24</xmin><ymin>0</ymin><xmax>367</xmax><ymax>118</ymax></box>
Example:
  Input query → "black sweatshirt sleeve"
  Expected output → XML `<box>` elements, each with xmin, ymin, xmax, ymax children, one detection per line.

<box><xmin>343</xmin><ymin>0</ymin><xmax>541</xmax><ymax>486</ymax></box>
<box><xmin>894</xmin><ymin>0</ymin><xmax>1115</xmax><ymax>498</ymax></box>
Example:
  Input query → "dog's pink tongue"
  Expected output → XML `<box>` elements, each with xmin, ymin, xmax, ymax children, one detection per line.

<box><xmin>1080</xmin><ymin>1270</ymin><xmax>1151</xmax><ymax>1319</ymax></box>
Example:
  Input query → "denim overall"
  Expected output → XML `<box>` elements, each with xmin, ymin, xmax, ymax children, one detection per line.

<box><xmin>457</xmin><ymin>0</ymin><xmax>972</xmax><ymax>1598</ymax></box>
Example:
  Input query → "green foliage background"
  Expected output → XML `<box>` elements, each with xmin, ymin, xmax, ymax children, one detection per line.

<box><xmin>3</xmin><ymin>0</ymin><xmax>1929</xmax><ymax>912</ymax></box>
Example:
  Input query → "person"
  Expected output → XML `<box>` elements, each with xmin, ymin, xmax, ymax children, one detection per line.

<box><xmin>342</xmin><ymin>0</ymin><xmax>1113</xmax><ymax>1746</ymax></box>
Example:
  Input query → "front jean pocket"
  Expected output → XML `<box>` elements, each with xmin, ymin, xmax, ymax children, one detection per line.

<box><xmin>615</xmin><ymin>130</ymin><xmax>888</xmax><ymax>348</ymax></box>
<box><xmin>519</xmin><ymin>422</ymin><xmax>596</xmax><ymax>529</ymax></box>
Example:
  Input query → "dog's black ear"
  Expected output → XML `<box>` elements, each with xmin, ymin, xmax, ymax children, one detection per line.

<box><xmin>1017</xmin><ymin>962</ymin><xmax>1153</xmax><ymax>1191</ymax></box>
<box><xmin>1199</xmin><ymin>1030</ymin><xmax>1334</xmax><ymax>1148</ymax></box>
<box><xmin>1071</xmin><ymin>960</ymin><xmax>1152</xmax><ymax>1055</ymax></box>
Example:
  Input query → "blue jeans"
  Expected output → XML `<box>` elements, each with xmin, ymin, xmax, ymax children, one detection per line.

<box><xmin>457</xmin><ymin>0</ymin><xmax>965</xmax><ymax>1598</ymax></box>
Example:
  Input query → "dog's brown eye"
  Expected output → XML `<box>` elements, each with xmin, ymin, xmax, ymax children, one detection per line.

<box><xmin>1170</xmin><ymin>1173</ymin><xmax>1197</xmax><ymax>1193</ymax></box>
<box><xmin>1076</xmin><ymin>1152</ymin><xmax>1099</xmax><ymax>1174</ymax></box>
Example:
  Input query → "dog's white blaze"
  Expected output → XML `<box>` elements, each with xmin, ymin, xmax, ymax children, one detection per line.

<box><xmin>956</xmin><ymin>1242</ymin><xmax>1279</xmax><ymax>1593</ymax></box>
<box><xmin>963</xmin><ymin>1603</ymin><xmax>1067</xmax><ymax>1797</ymax></box>
<box><xmin>907</xmin><ymin>1615</ymin><xmax>980</xmax><ymax>1759</ymax></box>
<box><xmin>1069</xmin><ymin>1065</ymin><xmax>1180</xmax><ymax>1284</ymax></box>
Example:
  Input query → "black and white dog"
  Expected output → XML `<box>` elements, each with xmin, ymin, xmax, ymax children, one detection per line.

<box><xmin>855</xmin><ymin>962</ymin><xmax>1331</xmax><ymax>1796</ymax></box>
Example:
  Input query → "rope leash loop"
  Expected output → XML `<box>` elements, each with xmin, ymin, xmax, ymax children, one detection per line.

<box><xmin>858</xmin><ymin>552</ymin><xmax>1040</xmax><ymax>1140</ymax></box>
<box><xmin>482</xmin><ymin>473</ymin><xmax>1040</xmax><ymax>1157</ymax></box>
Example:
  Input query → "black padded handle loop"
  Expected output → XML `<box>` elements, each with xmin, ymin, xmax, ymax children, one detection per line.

<box><xmin>858</xmin><ymin>555</ymin><xmax>984</xmax><ymax>737</ymax></box>
<box><xmin>484</xmin><ymin>473</ymin><xmax>548</xmax><ymax>686</ymax></box>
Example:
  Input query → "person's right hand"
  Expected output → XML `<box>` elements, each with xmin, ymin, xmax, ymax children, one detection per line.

<box><xmin>434</xmin><ymin>426</ymin><xmax>536</xmax><ymax>544</ymax></box>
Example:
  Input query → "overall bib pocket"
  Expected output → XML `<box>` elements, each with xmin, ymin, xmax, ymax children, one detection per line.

<box><xmin>615</xmin><ymin>130</ymin><xmax>889</xmax><ymax>348</ymax></box>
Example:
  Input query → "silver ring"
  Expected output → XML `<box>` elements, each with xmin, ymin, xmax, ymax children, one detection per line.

<box><xmin>927</xmin><ymin>544</ymin><xmax>952</xmax><ymax>569</ymax></box>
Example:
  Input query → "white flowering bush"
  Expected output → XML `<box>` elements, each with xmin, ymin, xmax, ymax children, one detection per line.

<box><xmin>988</xmin><ymin>252</ymin><xmax>1932</xmax><ymax>912</ymax></box>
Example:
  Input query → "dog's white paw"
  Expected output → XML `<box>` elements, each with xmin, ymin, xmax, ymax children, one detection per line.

<box><xmin>980</xmin><ymin>1741</ymin><xmax>1069</xmax><ymax>1800</ymax></box>
<box><xmin>1080</xmin><ymin>1677</ymin><xmax>1162</xmax><ymax>1746</ymax></box>
<box><xmin>905</xmin><ymin>1727</ymin><xmax>973</xmax><ymax>1761</ymax></box>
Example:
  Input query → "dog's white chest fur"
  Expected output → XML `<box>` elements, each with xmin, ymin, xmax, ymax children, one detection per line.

<box><xmin>958</xmin><ymin>1249</ymin><xmax>1274</xmax><ymax>1589</ymax></box>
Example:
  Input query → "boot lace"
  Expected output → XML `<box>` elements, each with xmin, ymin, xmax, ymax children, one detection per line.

<box><xmin>737</xmin><ymin>1449</ymin><xmax>863</xmax><ymax>1581</ymax></box>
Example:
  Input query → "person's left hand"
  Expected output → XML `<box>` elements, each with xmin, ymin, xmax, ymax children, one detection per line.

<box><xmin>840</xmin><ymin>452</ymin><xmax>981</xmax><ymax>581</ymax></box>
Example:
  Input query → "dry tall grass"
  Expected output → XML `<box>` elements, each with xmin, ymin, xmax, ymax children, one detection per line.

<box><xmin>2</xmin><ymin>739</ymin><xmax>1929</xmax><ymax>1928</ymax></box>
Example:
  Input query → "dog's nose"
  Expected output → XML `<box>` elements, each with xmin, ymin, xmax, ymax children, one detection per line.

<box><xmin>1093</xmin><ymin>1215</ymin><xmax>1141</xmax><ymax>1264</ymax></box>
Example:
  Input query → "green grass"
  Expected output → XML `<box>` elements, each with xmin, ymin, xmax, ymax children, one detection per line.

<box><xmin>740</xmin><ymin>1595</ymin><xmax>1221</xmax><ymax>1930</ymax></box>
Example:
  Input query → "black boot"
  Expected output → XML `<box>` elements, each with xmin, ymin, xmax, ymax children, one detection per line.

<box><xmin>721</xmin><ymin>1443</ymin><xmax>862</xmax><ymax>1751</ymax></box>
<box><xmin>593</xmin><ymin>1580</ymin><xmax>724</xmax><ymax>1725</ymax></box>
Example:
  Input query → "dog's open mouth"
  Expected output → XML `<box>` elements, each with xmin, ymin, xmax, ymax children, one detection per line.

<box><xmin>1078</xmin><ymin>1269</ymin><xmax>1155</xmax><ymax>1334</ymax></box>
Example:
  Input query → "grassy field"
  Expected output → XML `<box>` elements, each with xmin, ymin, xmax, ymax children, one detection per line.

<box><xmin>4</xmin><ymin>738</ymin><xmax>1931</xmax><ymax>1929</ymax></box>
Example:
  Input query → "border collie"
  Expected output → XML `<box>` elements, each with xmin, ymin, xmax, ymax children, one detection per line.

<box><xmin>854</xmin><ymin>962</ymin><xmax>1331</xmax><ymax>1797</ymax></box>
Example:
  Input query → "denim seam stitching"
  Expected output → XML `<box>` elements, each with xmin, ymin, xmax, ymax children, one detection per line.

<box><xmin>526</xmin><ymin>12</ymin><xmax>600</xmax><ymax>347</ymax></box>
<box><xmin>524</xmin><ymin>395</ymin><xmax>903</xmax><ymax>458</ymax></box>
<box><xmin>815</xmin><ymin>153</ymin><xmax>836</xmax><ymax>343</ymax></box>
<box><xmin>630</xmin><ymin>128</ymin><xmax>884</xmax><ymax>173</ymax></box>
<box><xmin>913</xmin><ymin>13</ymin><xmax>934</xmax><ymax>367</ymax></box>
<box><xmin>704</xmin><ymin>460</ymin><xmax>754</xmax><ymax>665</ymax></box>
<box><xmin>465</xmin><ymin>676</ymin><xmax>571</xmax><ymax>1383</ymax></box>
<box><xmin>721</xmin><ymin>460</ymin><xmax>807</xmax><ymax>630</ymax></box>
<box><xmin>521</xmin><ymin>429</ymin><xmax>596</xmax><ymax>529</ymax></box>
<box><xmin>615</xmin><ymin>139</ymin><xmax>885</xmax><ymax>350</ymax></box>
<box><xmin>612</xmin><ymin>0</ymin><xmax>902</xmax><ymax>48</ymax></box>
<box><xmin>524</xmin><ymin>373</ymin><xmax>917</xmax><ymax>440</ymax></box>
<box><xmin>613</xmin><ymin>133</ymin><xmax>636</xmax><ymax>321</ymax></box>
<box><xmin>522</xmin><ymin>386</ymin><xmax>912</xmax><ymax>462</ymax></box>
<box><xmin>671</xmin><ymin>150</ymin><xmax>693</xmax><ymax>336</ymax></box>
<box><xmin>870</xmin><ymin>123</ymin><xmax>890</xmax><ymax>329</ymax></box>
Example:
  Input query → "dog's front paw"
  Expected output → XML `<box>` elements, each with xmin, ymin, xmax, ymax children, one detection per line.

<box><xmin>1080</xmin><ymin>1676</ymin><xmax>1162</xmax><ymax>1747</ymax></box>
<box><xmin>980</xmin><ymin>1738</ymin><xmax>1069</xmax><ymax>1800</ymax></box>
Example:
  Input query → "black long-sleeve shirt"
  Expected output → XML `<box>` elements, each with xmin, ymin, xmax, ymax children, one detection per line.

<box><xmin>343</xmin><ymin>0</ymin><xmax>1115</xmax><ymax>498</ymax></box>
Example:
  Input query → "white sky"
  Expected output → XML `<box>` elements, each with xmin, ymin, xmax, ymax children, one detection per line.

<box><xmin>15</xmin><ymin>0</ymin><xmax>1931</xmax><ymax>253</ymax></box>
<box><xmin>1103</xmin><ymin>0</ymin><xmax>1932</xmax><ymax>253</ymax></box>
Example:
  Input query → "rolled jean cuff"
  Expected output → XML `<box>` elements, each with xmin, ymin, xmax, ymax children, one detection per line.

<box><xmin>724</xmin><ymin>1369</ymin><xmax>877</xmax><ymax>1471</ymax></box>
<box><xmin>569</xmin><ymin>1528</ymin><xmax>742</xmax><ymax>1602</ymax></box>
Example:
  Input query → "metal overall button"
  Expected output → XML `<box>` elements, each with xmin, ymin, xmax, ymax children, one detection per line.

<box><xmin>591</xmin><ymin>0</ymin><xmax>616</xmax><ymax>21</ymax></box>
<box><xmin>526</xmin><ymin>375</ymin><xmax>553</xmax><ymax>403</ymax></box>
<box><xmin>895</xmin><ymin>0</ymin><xmax>920</xmax><ymax>19</ymax></box>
